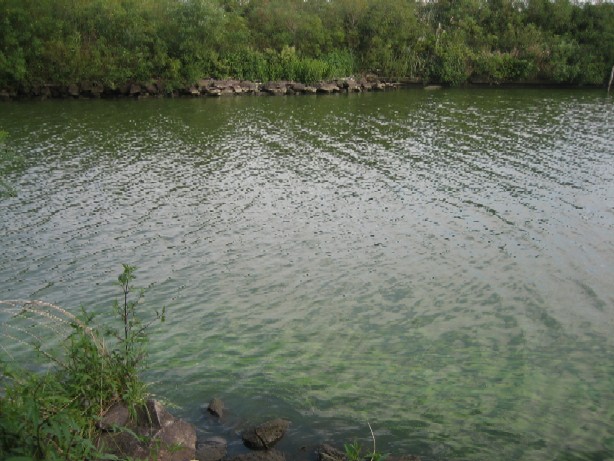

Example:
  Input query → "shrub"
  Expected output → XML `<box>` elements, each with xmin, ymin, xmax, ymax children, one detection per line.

<box><xmin>428</xmin><ymin>32</ymin><xmax>473</xmax><ymax>85</ymax></box>
<box><xmin>473</xmin><ymin>51</ymin><xmax>536</xmax><ymax>83</ymax></box>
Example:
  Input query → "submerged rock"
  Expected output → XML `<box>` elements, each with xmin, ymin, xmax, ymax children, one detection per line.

<box><xmin>208</xmin><ymin>397</ymin><xmax>225</xmax><ymax>418</ymax></box>
<box><xmin>227</xmin><ymin>449</ymin><xmax>286</xmax><ymax>461</ymax></box>
<box><xmin>316</xmin><ymin>443</ymin><xmax>346</xmax><ymax>461</ymax></box>
<box><xmin>196</xmin><ymin>436</ymin><xmax>228</xmax><ymax>461</ymax></box>
<box><xmin>242</xmin><ymin>418</ymin><xmax>291</xmax><ymax>450</ymax></box>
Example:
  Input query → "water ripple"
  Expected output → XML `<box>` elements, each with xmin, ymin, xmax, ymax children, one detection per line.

<box><xmin>0</xmin><ymin>91</ymin><xmax>612</xmax><ymax>460</ymax></box>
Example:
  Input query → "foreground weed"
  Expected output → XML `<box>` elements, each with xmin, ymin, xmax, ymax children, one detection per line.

<box><xmin>0</xmin><ymin>265</ymin><xmax>164</xmax><ymax>460</ymax></box>
<box><xmin>344</xmin><ymin>422</ymin><xmax>387</xmax><ymax>461</ymax></box>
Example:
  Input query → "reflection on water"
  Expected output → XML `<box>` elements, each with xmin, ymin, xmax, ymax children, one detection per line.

<box><xmin>1</xmin><ymin>90</ymin><xmax>613</xmax><ymax>460</ymax></box>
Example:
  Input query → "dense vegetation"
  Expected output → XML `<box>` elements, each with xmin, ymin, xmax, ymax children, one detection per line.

<box><xmin>0</xmin><ymin>266</ymin><xmax>164</xmax><ymax>460</ymax></box>
<box><xmin>0</xmin><ymin>0</ymin><xmax>613</xmax><ymax>89</ymax></box>
<box><xmin>0</xmin><ymin>0</ymin><xmax>614</xmax><ymax>88</ymax></box>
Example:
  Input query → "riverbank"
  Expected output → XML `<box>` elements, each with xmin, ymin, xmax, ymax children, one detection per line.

<box><xmin>0</xmin><ymin>77</ymin><xmax>605</xmax><ymax>101</ymax></box>
<box><xmin>0</xmin><ymin>77</ymin><xmax>403</xmax><ymax>101</ymax></box>
<box><xmin>97</xmin><ymin>398</ymin><xmax>419</xmax><ymax>461</ymax></box>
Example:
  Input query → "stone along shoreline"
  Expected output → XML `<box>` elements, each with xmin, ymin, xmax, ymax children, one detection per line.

<box><xmin>97</xmin><ymin>398</ymin><xmax>421</xmax><ymax>461</ymax></box>
<box><xmin>0</xmin><ymin>76</ymin><xmax>407</xmax><ymax>101</ymax></box>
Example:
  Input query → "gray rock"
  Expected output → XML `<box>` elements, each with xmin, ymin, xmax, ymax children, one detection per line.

<box><xmin>205</xmin><ymin>87</ymin><xmax>222</xmax><ymax>96</ymax></box>
<box><xmin>137</xmin><ymin>399</ymin><xmax>175</xmax><ymax>429</ymax></box>
<box><xmin>98</xmin><ymin>429</ymin><xmax>148</xmax><ymax>460</ymax></box>
<box><xmin>347</xmin><ymin>83</ymin><xmax>361</xmax><ymax>92</ymax></box>
<box><xmin>197</xmin><ymin>79</ymin><xmax>213</xmax><ymax>90</ymax></box>
<box><xmin>242</xmin><ymin>418</ymin><xmax>291</xmax><ymax>450</ymax></box>
<box><xmin>317</xmin><ymin>83</ymin><xmax>340</xmax><ymax>94</ymax></box>
<box><xmin>118</xmin><ymin>83</ymin><xmax>131</xmax><ymax>95</ymax></box>
<box><xmin>98</xmin><ymin>400</ymin><xmax>196</xmax><ymax>461</ymax></box>
<box><xmin>341</xmin><ymin>78</ymin><xmax>361</xmax><ymax>92</ymax></box>
<box><xmin>157</xmin><ymin>418</ymin><xmax>196</xmax><ymax>447</ymax></box>
<box><xmin>67</xmin><ymin>83</ymin><xmax>80</xmax><ymax>97</ymax></box>
<box><xmin>262</xmin><ymin>82</ymin><xmax>287</xmax><ymax>95</ymax></box>
<box><xmin>145</xmin><ymin>83</ymin><xmax>158</xmax><ymax>95</ymax></box>
<box><xmin>227</xmin><ymin>449</ymin><xmax>286</xmax><ymax>461</ymax></box>
<box><xmin>208</xmin><ymin>398</ymin><xmax>224</xmax><ymax>418</ymax></box>
<box><xmin>316</xmin><ymin>443</ymin><xmax>346</xmax><ymax>461</ymax></box>
<box><xmin>97</xmin><ymin>402</ymin><xmax>130</xmax><ymax>431</ymax></box>
<box><xmin>196</xmin><ymin>436</ymin><xmax>227</xmax><ymax>461</ymax></box>
<box><xmin>187</xmin><ymin>85</ymin><xmax>200</xmax><ymax>96</ymax></box>
<box><xmin>155</xmin><ymin>419</ymin><xmax>197</xmax><ymax>461</ymax></box>
<box><xmin>80</xmin><ymin>81</ymin><xmax>103</xmax><ymax>96</ymax></box>
<box><xmin>240</xmin><ymin>81</ymin><xmax>260</xmax><ymax>93</ymax></box>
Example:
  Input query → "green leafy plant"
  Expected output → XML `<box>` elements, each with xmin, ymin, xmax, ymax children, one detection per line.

<box><xmin>344</xmin><ymin>422</ymin><xmax>387</xmax><ymax>461</ymax></box>
<box><xmin>109</xmin><ymin>264</ymin><xmax>165</xmax><ymax>412</ymax></box>
<box><xmin>0</xmin><ymin>265</ymin><xmax>164</xmax><ymax>460</ymax></box>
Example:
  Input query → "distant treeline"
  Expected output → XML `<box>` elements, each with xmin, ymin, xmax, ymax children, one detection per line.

<box><xmin>1</xmin><ymin>0</ymin><xmax>613</xmax><ymax>89</ymax></box>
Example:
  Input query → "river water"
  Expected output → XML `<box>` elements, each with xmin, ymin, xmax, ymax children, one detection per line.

<box><xmin>0</xmin><ymin>90</ymin><xmax>613</xmax><ymax>460</ymax></box>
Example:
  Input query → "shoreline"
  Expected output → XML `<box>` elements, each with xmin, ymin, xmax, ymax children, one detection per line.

<box><xmin>97</xmin><ymin>398</ymin><xmax>420</xmax><ymax>461</ymax></box>
<box><xmin>0</xmin><ymin>77</ymin><xmax>606</xmax><ymax>102</ymax></box>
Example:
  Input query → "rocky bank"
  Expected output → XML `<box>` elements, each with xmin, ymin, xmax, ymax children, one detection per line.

<box><xmin>0</xmin><ymin>76</ymin><xmax>407</xmax><ymax>101</ymax></box>
<box><xmin>97</xmin><ymin>398</ymin><xmax>421</xmax><ymax>461</ymax></box>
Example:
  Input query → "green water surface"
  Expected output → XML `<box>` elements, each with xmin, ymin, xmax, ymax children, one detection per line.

<box><xmin>0</xmin><ymin>90</ymin><xmax>613</xmax><ymax>460</ymax></box>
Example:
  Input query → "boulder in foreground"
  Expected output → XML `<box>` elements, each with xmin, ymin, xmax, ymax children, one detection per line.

<box><xmin>242</xmin><ymin>418</ymin><xmax>291</xmax><ymax>450</ymax></box>
<box><xmin>97</xmin><ymin>399</ymin><xmax>196</xmax><ymax>461</ymax></box>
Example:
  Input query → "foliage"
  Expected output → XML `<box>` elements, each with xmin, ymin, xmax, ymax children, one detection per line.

<box><xmin>0</xmin><ymin>0</ymin><xmax>613</xmax><ymax>87</ymax></box>
<box><xmin>344</xmin><ymin>423</ymin><xmax>387</xmax><ymax>461</ymax></box>
<box><xmin>344</xmin><ymin>440</ymin><xmax>387</xmax><ymax>461</ymax></box>
<box><xmin>473</xmin><ymin>51</ymin><xmax>535</xmax><ymax>83</ymax></box>
<box><xmin>0</xmin><ymin>266</ymin><xmax>164</xmax><ymax>460</ymax></box>
<box><xmin>0</xmin><ymin>362</ymin><xmax>104</xmax><ymax>461</ymax></box>
<box><xmin>429</xmin><ymin>30</ymin><xmax>473</xmax><ymax>86</ymax></box>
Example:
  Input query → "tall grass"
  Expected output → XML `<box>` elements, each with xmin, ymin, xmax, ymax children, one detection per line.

<box><xmin>216</xmin><ymin>47</ymin><xmax>356</xmax><ymax>83</ymax></box>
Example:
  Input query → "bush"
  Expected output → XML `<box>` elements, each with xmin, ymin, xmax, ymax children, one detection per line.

<box><xmin>428</xmin><ymin>32</ymin><xmax>473</xmax><ymax>85</ymax></box>
<box><xmin>473</xmin><ymin>51</ymin><xmax>536</xmax><ymax>82</ymax></box>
